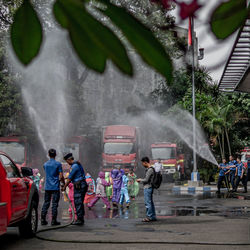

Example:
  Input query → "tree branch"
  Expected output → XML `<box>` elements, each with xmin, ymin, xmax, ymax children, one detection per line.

<box><xmin>0</xmin><ymin>10</ymin><xmax>12</xmax><ymax>25</ymax></box>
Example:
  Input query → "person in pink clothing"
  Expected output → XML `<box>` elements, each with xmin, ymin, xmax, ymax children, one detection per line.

<box><xmin>64</xmin><ymin>173</ymin><xmax>76</xmax><ymax>214</ymax></box>
<box><xmin>88</xmin><ymin>171</ymin><xmax>111</xmax><ymax>209</ymax></box>
<box><xmin>67</xmin><ymin>182</ymin><xmax>76</xmax><ymax>214</ymax></box>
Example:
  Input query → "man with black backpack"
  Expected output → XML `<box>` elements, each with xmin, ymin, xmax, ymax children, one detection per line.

<box><xmin>137</xmin><ymin>156</ymin><xmax>157</xmax><ymax>222</ymax></box>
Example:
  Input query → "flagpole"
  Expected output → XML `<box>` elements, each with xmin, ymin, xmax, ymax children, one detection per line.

<box><xmin>190</xmin><ymin>16</ymin><xmax>199</xmax><ymax>183</ymax></box>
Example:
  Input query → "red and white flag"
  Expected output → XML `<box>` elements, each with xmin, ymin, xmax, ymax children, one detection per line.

<box><xmin>188</xmin><ymin>16</ymin><xmax>192</xmax><ymax>47</ymax></box>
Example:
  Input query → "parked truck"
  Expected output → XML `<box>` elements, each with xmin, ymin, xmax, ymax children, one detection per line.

<box><xmin>151</xmin><ymin>142</ymin><xmax>184</xmax><ymax>177</ymax></box>
<box><xmin>101</xmin><ymin>125</ymin><xmax>140</xmax><ymax>172</ymax></box>
<box><xmin>0</xmin><ymin>136</ymin><xmax>30</xmax><ymax>169</ymax></box>
<box><xmin>0</xmin><ymin>135</ymin><xmax>44</xmax><ymax>171</ymax></box>
<box><xmin>0</xmin><ymin>151</ymin><xmax>39</xmax><ymax>238</ymax></box>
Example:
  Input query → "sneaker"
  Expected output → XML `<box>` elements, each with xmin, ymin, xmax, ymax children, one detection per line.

<box><xmin>51</xmin><ymin>220</ymin><xmax>61</xmax><ymax>226</ymax></box>
<box><xmin>72</xmin><ymin>219</ymin><xmax>84</xmax><ymax>226</ymax></box>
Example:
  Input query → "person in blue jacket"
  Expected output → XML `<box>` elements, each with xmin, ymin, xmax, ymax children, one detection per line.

<box><xmin>119</xmin><ymin>169</ymin><xmax>130</xmax><ymax>208</ymax></box>
<box><xmin>41</xmin><ymin>149</ymin><xmax>65</xmax><ymax>226</ymax></box>
<box><xmin>217</xmin><ymin>158</ymin><xmax>230</xmax><ymax>194</ymax></box>
<box><xmin>62</xmin><ymin>153</ymin><xmax>88</xmax><ymax>225</ymax></box>
<box><xmin>228</xmin><ymin>155</ymin><xmax>237</xmax><ymax>191</ymax></box>
<box><xmin>234</xmin><ymin>156</ymin><xmax>247</xmax><ymax>193</ymax></box>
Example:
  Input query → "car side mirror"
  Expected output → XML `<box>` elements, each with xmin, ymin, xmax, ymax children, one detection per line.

<box><xmin>21</xmin><ymin>167</ymin><xmax>33</xmax><ymax>177</ymax></box>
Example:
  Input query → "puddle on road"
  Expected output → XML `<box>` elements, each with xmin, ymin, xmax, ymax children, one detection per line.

<box><xmin>59</xmin><ymin>203</ymin><xmax>250</xmax><ymax>221</ymax></box>
<box><xmin>49</xmin><ymin>191</ymin><xmax>250</xmax><ymax>222</ymax></box>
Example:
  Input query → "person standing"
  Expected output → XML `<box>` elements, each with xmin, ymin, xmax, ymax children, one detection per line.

<box><xmin>234</xmin><ymin>156</ymin><xmax>247</xmax><ymax>193</ymax></box>
<box><xmin>84</xmin><ymin>173</ymin><xmax>96</xmax><ymax>204</ymax></box>
<box><xmin>111</xmin><ymin>168</ymin><xmax>122</xmax><ymax>208</ymax></box>
<box><xmin>41</xmin><ymin>149</ymin><xmax>65</xmax><ymax>226</ymax></box>
<box><xmin>228</xmin><ymin>155</ymin><xmax>237</xmax><ymax>191</ymax></box>
<box><xmin>62</xmin><ymin>153</ymin><xmax>88</xmax><ymax>225</ymax></box>
<box><xmin>153</xmin><ymin>159</ymin><xmax>163</xmax><ymax>173</ymax></box>
<box><xmin>137</xmin><ymin>156</ymin><xmax>156</xmax><ymax>222</ymax></box>
<box><xmin>119</xmin><ymin>169</ymin><xmax>130</xmax><ymax>208</ymax></box>
<box><xmin>87</xmin><ymin>171</ymin><xmax>111</xmax><ymax>209</ymax></box>
<box><xmin>217</xmin><ymin>158</ymin><xmax>230</xmax><ymax>194</ymax></box>
<box><xmin>128</xmin><ymin>170</ymin><xmax>139</xmax><ymax>199</ymax></box>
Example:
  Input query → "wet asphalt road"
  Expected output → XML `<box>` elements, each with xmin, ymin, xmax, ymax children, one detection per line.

<box><xmin>1</xmin><ymin>184</ymin><xmax>250</xmax><ymax>250</ymax></box>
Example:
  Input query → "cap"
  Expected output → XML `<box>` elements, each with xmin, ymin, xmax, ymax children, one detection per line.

<box><xmin>64</xmin><ymin>153</ymin><xmax>73</xmax><ymax>161</ymax></box>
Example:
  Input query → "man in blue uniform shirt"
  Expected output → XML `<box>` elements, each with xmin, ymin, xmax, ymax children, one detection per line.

<box><xmin>235</xmin><ymin>156</ymin><xmax>247</xmax><ymax>193</ymax></box>
<box><xmin>41</xmin><ymin>149</ymin><xmax>65</xmax><ymax>226</ymax></box>
<box><xmin>217</xmin><ymin>158</ymin><xmax>230</xmax><ymax>194</ymax></box>
<box><xmin>228</xmin><ymin>155</ymin><xmax>237</xmax><ymax>191</ymax></box>
<box><xmin>62</xmin><ymin>153</ymin><xmax>88</xmax><ymax>225</ymax></box>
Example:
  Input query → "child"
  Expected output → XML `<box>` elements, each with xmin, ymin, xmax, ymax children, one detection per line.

<box><xmin>65</xmin><ymin>172</ymin><xmax>76</xmax><ymax>214</ymax></box>
<box><xmin>84</xmin><ymin>173</ymin><xmax>96</xmax><ymax>204</ymax></box>
<box><xmin>111</xmin><ymin>168</ymin><xmax>122</xmax><ymax>208</ymax></box>
<box><xmin>128</xmin><ymin>170</ymin><xmax>139</xmax><ymax>199</ymax></box>
<box><xmin>31</xmin><ymin>168</ymin><xmax>41</xmax><ymax>191</ymax></box>
<box><xmin>105</xmin><ymin>171</ymin><xmax>113</xmax><ymax>200</ymax></box>
<box><xmin>88</xmin><ymin>171</ymin><xmax>111</xmax><ymax>209</ymax></box>
<box><xmin>119</xmin><ymin>169</ymin><xmax>130</xmax><ymax>208</ymax></box>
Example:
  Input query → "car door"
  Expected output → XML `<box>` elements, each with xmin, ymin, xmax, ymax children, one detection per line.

<box><xmin>0</xmin><ymin>154</ymin><xmax>28</xmax><ymax>222</ymax></box>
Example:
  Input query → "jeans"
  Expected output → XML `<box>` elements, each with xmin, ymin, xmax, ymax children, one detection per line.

<box><xmin>41</xmin><ymin>190</ymin><xmax>60</xmax><ymax>219</ymax></box>
<box><xmin>74</xmin><ymin>181</ymin><xmax>88</xmax><ymax>221</ymax></box>
<box><xmin>230</xmin><ymin>171</ymin><xmax>236</xmax><ymax>190</ymax></box>
<box><xmin>120</xmin><ymin>187</ymin><xmax>130</xmax><ymax>205</ymax></box>
<box><xmin>144</xmin><ymin>187</ymin><xmax>156</xmax><ymax>220</ymax></box>
<box><xmin>217</xmin><ymin>176</ymin><xmax>225</xmax><ymax>192</ymax></box>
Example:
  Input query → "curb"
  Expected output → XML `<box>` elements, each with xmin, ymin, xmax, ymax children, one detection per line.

<box><xmin>172</xmin><ymin>186</ymin><xmax>219</xmax><ymax>193</ymax></box>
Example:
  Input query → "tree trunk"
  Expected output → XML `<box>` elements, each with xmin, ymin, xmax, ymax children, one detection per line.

<box><xmin>225</xmin><ymin>129</ymin><xmax>231</xmax><ymax>156</ymax></box>
<box><xmin>222</xmin><ymin>131</ymin><xmax>225</xmax><ymax>158</ymax></box>
<box><xmin>217</xmin><ymin>134</ymin><xmax>223</xmax><ymax>160</ymax></box>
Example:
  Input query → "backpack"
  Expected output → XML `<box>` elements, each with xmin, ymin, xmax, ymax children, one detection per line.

<box><xmin>150</xmin><ymin>167</ymin><xmax>162</xmax><ymax>189</ymax></box>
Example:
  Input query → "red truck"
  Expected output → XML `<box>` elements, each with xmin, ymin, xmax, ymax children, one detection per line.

<box><xmin>102</xmin><ymin>125</ymin><xmax>140</xmax><ymax>172</ymax></box>
<box><xmin>151</xmin><ymin>142</ymin><xmax>184</xmax><ymax>176</ymax></box>
<box><xmin>0</xmin><ymin>151</ymin><xmax>39</xmax><ymax>237</ymax></box>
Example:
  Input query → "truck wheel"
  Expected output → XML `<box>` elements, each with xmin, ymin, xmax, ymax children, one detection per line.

<box><xmin>18</xmin><ymin>201</ymin><xmax>38</xmax><ymax>238</ymax></box>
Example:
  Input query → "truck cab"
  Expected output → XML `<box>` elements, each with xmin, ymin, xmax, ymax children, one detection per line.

<box><xmin>102</xmin><ymin>125</ymin><xmax>140</xmax><ymax>172</ymax></box>
<box><xmin>151</xmin><ymin>142</ymin><xmax>177</xmax><ymax>175</ymax></box>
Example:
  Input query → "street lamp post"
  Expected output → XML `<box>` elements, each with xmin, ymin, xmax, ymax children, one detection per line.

<box><xmin>190</xmin><ymin>17</ymin><xmax>204</xmax><ymax>183</ymax></box>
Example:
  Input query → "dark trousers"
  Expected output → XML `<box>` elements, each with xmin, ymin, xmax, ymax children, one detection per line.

<box><xmin>217</xmin><ymin>176</ymin><xmax>225</xmax><ymax>192</ymax></box>
<box><xmin>235</xmin><ymin>175</ymin><xmax>248</xmax><ymax>192</ymax></box>
<box><xmin>41</xmin><ymin>190</ymin><xmax>60</xmax><ymax>219</ymax></box>
<box><xmin>229</xmin><ymin>172</ymin><xmax>236</xmax><ymax>190</ymax></box>
<box><xmin>74</xmin><ymin>181</ymin><xmax>88</xmax><ymax>221</ymax></box>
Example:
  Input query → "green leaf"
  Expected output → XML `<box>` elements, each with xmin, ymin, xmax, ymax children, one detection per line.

<box><xmin>210</xmin><ymin>0</ymin><xmax>248</xmax><ymax>39</ymax></box>
<box><xmin>11</xmin><ymin>0</ymin><xmax>43</xmax><ymax>65</ymax></box>
<box><xmin>54</xmin><ymin>0</ymin><xmax>106</xmax><ymax>72</ymax></box>
<box><xmin>99</xmin><ymin>0</ymin><xmax>173</xmax><ymax>83</ymax></box>
<box><xmin>53</xmin><ymin>0</ymin><xmax>133</xmax><ymax>75</ymax></box>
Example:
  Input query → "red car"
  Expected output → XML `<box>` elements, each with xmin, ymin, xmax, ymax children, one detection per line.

<box><xmin>0</xmin><ymin>151</ymin><xmax>39</xmax><ymax>238</ymax></box>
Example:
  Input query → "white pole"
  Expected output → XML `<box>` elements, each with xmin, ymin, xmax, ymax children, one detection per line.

<box><xmin>191</xmin><ymin>17</ymin><xmax>197</xmax><ymax>178</ymax></box>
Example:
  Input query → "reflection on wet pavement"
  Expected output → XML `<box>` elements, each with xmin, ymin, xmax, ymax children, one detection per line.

<box><xmin>39</xmin><ymin>189</ymin><xmax>250</xmax><ymax>225</ymax></box>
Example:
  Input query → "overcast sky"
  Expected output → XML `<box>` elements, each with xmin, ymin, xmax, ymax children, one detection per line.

<box><xmin>171</xmin><ymin>0</ymin><xmax>236</xmax><ymax>83</ymax></box>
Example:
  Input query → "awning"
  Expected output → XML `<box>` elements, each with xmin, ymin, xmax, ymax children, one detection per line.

<box><xmin>218</xmin><ymin>19</ymin><xmax>250</xmax><ymax>93</ymax></box>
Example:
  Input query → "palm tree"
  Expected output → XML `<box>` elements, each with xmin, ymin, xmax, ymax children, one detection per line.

<box><xmin>202</xmin><ymin>105</ymin><xmax>224</xmax><ymax>159</ymax></box>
